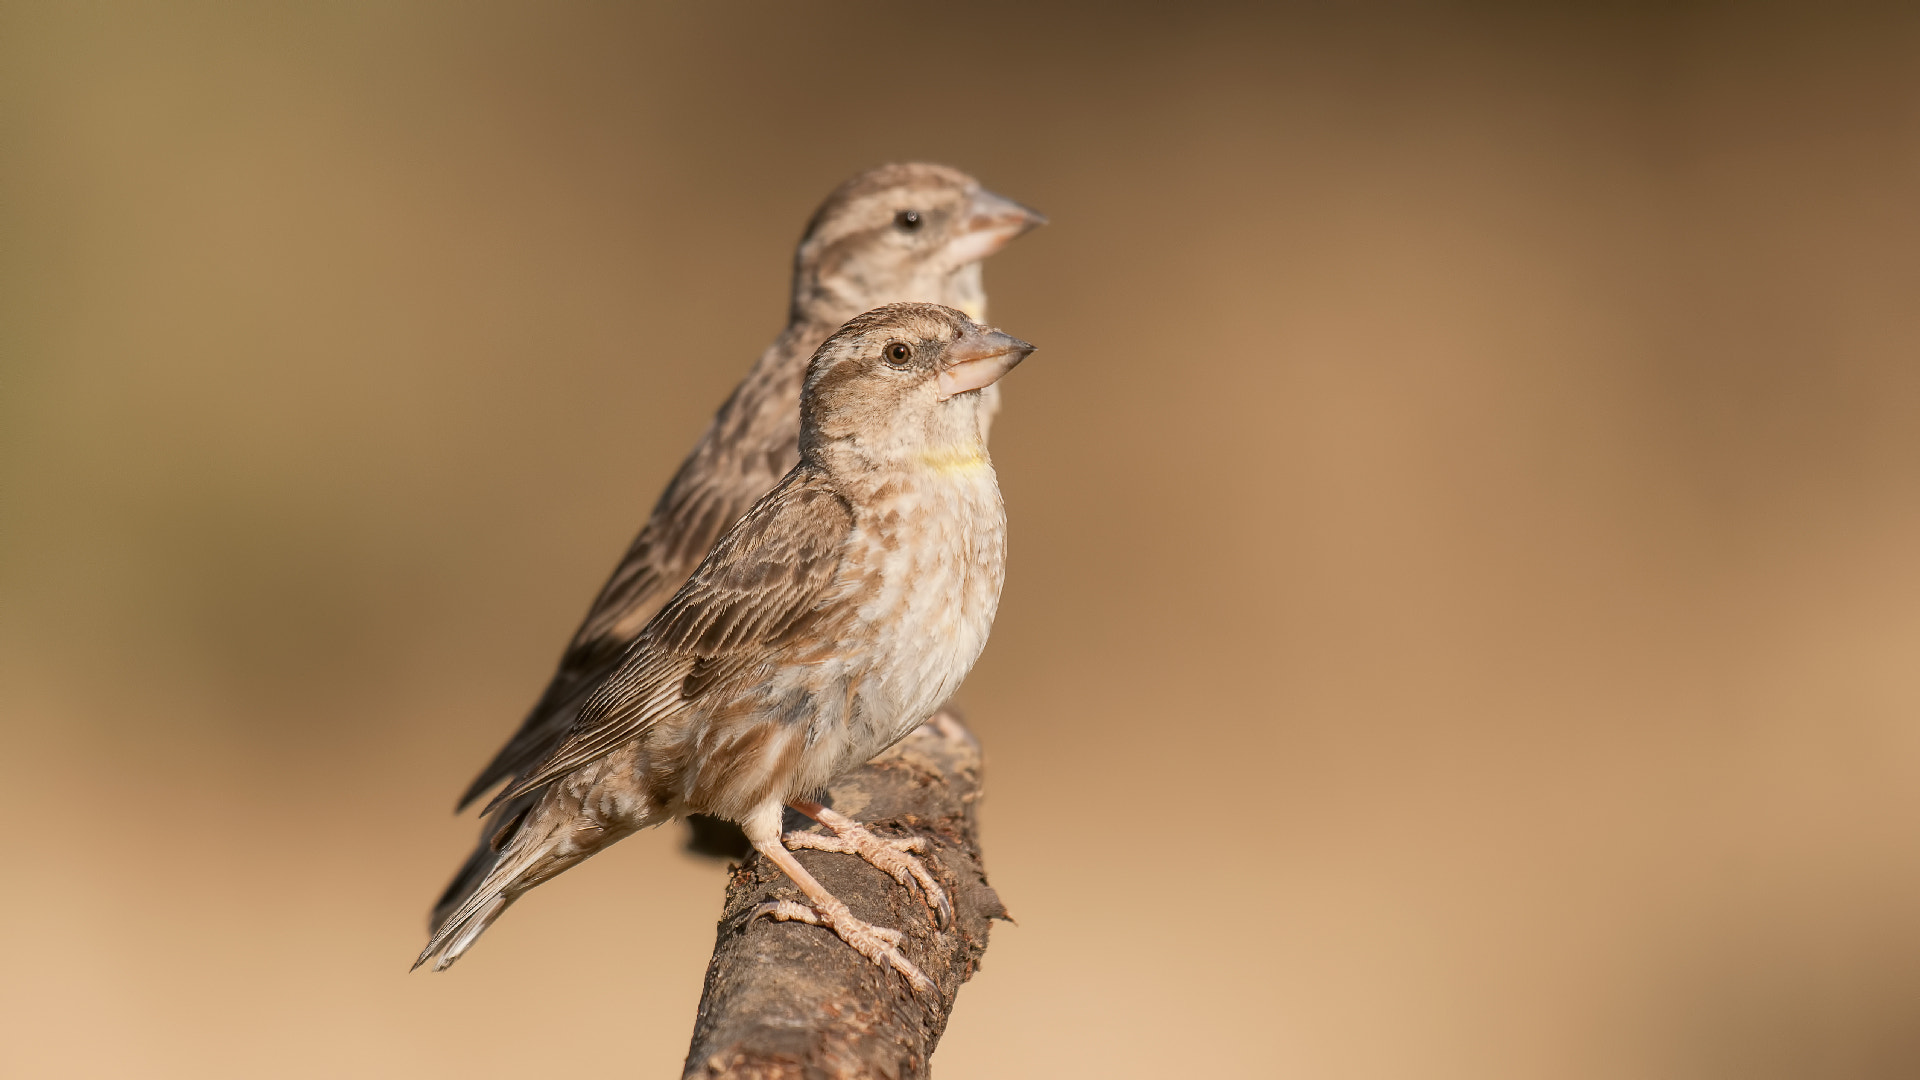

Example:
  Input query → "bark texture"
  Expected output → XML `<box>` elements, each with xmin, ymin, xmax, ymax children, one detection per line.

<box><xmin>683</xmin><ymin>713</ymin><xmax>1005</xmax><ymax>1080</ymax></box>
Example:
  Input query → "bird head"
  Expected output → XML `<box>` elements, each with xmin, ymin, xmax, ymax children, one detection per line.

<box><xmin>791</xmin><ymin>164</ymin><xmax>1046</xmax><ymax>327</ymax></box>
<box><xmin>799</xmin><ymin>303</ymin><xmax>1035</xmax><ymax>472</ymax></box>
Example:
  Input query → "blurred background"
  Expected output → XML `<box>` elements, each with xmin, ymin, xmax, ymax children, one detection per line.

<box><xmin>5</xmin><ymin>2</ymin><xmax>1920</xmax><ymax>1077</ymax></box>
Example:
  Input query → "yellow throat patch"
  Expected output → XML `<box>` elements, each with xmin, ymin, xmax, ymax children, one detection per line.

<box><xmin>916</xmin><ymin>445</ymin><xmax>990</xmax><ymax>475</ymax></box>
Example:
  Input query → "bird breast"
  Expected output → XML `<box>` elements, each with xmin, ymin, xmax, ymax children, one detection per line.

<box><xmin>836</xmin><ymin>458</ymin><xmax>1006</xmax><ymax>761</ymax></box>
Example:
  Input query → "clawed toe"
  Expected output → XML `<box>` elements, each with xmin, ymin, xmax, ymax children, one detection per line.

<box><xmin>860</xmin><ymin>922</ymin><xmax>905</xmax><ymax>948</ymax></box>
<box><xmin>750</xmin><ymin>899</ymin><xmax>821</xmax><ymax>926</ymax></box>
<box><xmin>781</xmin><ymin>824</ymin><xmax>952</xmax><ymax>930</ymax></box>
<box><xmin>749</xmin><ymin>897</ymin><xmax>929</xmax><ymax>993</ymax></box>
<box><xmin>753</xmin><ymin>802</ymin><xmax>947</xmax><ymax>994</ymax></box>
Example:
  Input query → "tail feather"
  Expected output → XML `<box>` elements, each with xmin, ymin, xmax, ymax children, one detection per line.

<box><xmin>415</xmin><ymin>842</ymin><xmax>541</xmax><ymax>971</ymax></box>
<box><xmin>416</xmin><ymin>793</ymin><xmax>577</xmax><ymax>972</ymax></box>
<box><xmin>417</xmin><ymin>760</ymin><xmax>652</xmax><ymax>972</ymax></box>
<box><xmin>427</xmin><ymin>838</ymin><xmax>498</xmax><ymax>941</ymax></box>
<box><xmin>420</xmin><ymin>895</ymin><xmax>512</xmax><ymax>973</ymax></box>
<box><xmin>427</xmin><ymin>792</ymin><xmax>538</xmax><ymax>934</ymax></box>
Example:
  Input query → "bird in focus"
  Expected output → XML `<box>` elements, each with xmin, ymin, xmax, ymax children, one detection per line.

<box><xmin>431</xmin><ymin>164</ymin><xmax>1044</xmax><ymax>930</ymax></box>
<box><xmin>417</xmin><ymin>303</ymin><xmax>1035</xmax><ymax>993</ymax></box>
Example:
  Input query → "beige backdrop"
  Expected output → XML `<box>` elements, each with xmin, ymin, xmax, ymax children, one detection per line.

<box><xmin>5</xmin><ymin>3</ymin><xmax>1920</xmax><ymax>1077</ymax></box>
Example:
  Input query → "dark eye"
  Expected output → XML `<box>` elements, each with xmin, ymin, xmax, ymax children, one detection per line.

<box><xmin>884</xmin><ymin>341</ymin><xmax>914</xmax><ymax>366</ymax></box>
<box><xmin>893</xmin><ymin>210</ymin><xmax>922</xmax><ymax>232</ymax></box>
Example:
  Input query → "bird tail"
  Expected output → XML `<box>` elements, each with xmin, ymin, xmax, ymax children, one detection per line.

<box><xmin>415</xmin><ymin>784</ymin><xmax>636</xmax><ymax>973</ymax></box>
<box><xmin>427</xmin><ymin>792</ymin><xmax>537</xmax><ymax>936</ymax></box>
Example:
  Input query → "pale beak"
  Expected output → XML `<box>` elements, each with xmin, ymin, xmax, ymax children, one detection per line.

<box><xmin>941</xmin><ymin>187</ymin><xmax>1048</xmax><ymax>265</ymax></box>
<box><xmin>936</xmin><ymin>328</ymin><xmax>1036</xmax><ymax>400</ymax></box>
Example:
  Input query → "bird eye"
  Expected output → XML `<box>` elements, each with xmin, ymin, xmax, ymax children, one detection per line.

<box><xmin>884</xmin><ymin>341</ymin><xmax>914</xmax><ymax>366</ymax></box>
<box><xmin>893</xmin><ymin>210</ymin><xmax>922</xmax><ymax>232</ymax></box>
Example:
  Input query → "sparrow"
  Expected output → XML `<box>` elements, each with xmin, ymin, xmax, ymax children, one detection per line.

<box><xmin>417</xmin><ymin>303</ymin><xmax>1034</xmax><ymax>994</ymax></box>
<box><xmin>431</xmin><ymin>164</ymin><xmax>1043</xmax><ymax>929</ymax></box>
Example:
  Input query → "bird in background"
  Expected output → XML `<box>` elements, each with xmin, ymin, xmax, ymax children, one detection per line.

<box><xmin>431</xmin><ymin>164</ymin><xmax>1044</xmax><ymax>930</ymax></box>
<box><xmin>418</xmin><ymin>304</ymin><xmax>1034</xmax><ymax>992</ymax></box>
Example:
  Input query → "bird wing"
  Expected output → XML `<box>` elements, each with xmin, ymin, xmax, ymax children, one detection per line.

<box><xmin>498</xmin><ymin>469</ymin><xmax>854</xmax><ymax>800</ymax></box>
<box><xmin>455</xmin><ymin>468</ymin><xmax>764</xmax><ymax>809</ymax></box>
<box><xmin>455</xmin><ymin>330</ymin><xmax>817</xmax><ymax>812</ymax></box>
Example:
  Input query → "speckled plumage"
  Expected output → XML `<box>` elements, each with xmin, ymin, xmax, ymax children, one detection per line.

<box><xmin>417</xmin><ymin>304</ymin><xmax>1033</xmax><ymax>990</ymax></box>
<box><xmin>431</xmin><ymin>165</ymin><xmax>1041</xmax><ymax>930</ymax></box>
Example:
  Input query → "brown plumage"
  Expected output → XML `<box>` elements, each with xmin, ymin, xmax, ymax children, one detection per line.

<box><xmin>431</xmin><ymin>164</ymin><xmax>1042</xmax><ymax>928</ymax></box>
<box><xmin>417</xmin><ymin>304</ymin><xmax>1034</xmax><ymax>992</ymax></box>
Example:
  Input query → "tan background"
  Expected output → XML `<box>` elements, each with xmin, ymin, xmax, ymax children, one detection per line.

<box><xmin>6</xmin><ymin>2</ymin><xmax>1920</xmax><ymax>1077</ymax></box>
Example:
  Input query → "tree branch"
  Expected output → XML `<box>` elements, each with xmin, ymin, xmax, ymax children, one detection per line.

<box><xmin>682</xmin><ymin>712</ymin><xmax>1006</xmax><ymax>1080</ymax></box>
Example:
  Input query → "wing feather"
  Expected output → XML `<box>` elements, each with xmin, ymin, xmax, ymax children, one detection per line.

<box><xmin>457</xmin><ymin>473</ymin><xmax>758</xmax><ymax>808</ymax></box>
<box><xmin>499</xmin><ymin>469</ymin><xmax>853</xmax><ymax>801</ymax></box>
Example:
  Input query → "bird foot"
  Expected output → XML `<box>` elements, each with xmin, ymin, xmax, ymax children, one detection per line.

<box><xmin>750</xmin><ymin>899</ymin><xmax>935</xmax><ymax>996</ymax></box>
<box><xmin>783</xmin><ymin>820</ymin><xmax>953</xmax><ymax>930</ymax></box>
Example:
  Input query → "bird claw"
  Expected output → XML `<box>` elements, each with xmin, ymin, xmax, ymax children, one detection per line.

<box><xmin>782</xmin><ymin>825</ymin><xmax>953</xmax><ymax>930</ymax></box>
<box><xmin>750</xmin><ymin>899</ymin><xmax>832</xmax><ymax>929</ymax></box>
<box><xmin>749</xmin><ymin>899</ymin><xmax>932</xmax><ymax>994</ymax></box>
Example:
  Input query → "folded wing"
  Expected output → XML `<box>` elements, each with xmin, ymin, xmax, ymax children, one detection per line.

<box><xmin>497</xmin><ymin>470</ymin><xmax>855</xmax><ymax>803</ymax></box>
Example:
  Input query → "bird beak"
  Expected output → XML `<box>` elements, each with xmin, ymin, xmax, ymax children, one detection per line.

<box><xmin>937</xmin><ymin>328</ymin><xmax>1036</xmax><ymax>400</ymax></box>
<box><xmin>941</xmin><ymin>188</ymin><xmax>1047</xmax><ymax>265</ymax></box>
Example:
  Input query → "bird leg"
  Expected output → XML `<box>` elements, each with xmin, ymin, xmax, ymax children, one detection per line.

<box><xmin>785</xmin><ymin>798</ymin><xmax>953</xmax><ymax>930</ymax></box>
<box><xmin>747</xmin><ymin>829</ymin><xmax>936</xmax><ymax>996</ymax></box>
